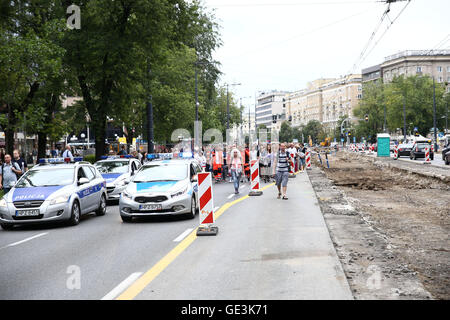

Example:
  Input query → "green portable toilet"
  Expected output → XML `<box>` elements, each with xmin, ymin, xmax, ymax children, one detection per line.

<box><xmin>377</xmin><ymin>133</ymin><xmax>390</xmax><ymax>157</ymax></box>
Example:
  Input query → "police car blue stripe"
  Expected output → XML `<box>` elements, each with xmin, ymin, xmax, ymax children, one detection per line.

<box><xmin>12</xmin><ymin>186</ymin><xmax>65</xmax><ymax>202</ymax></box>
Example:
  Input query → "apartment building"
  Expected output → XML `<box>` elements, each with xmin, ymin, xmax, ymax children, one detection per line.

<box><xmin>285</xmin><ymin>75</ymin><xmax>362</xmax><ymax>131</ymax></box>
<box><xmin>255</xmin><ymin>91</ymin><xmax>289</xmax><ymax>130</ymax></box>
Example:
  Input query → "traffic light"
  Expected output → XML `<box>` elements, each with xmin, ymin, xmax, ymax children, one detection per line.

<box><xmin>364</xmin><ymin>114</ymin><xmax>369</xmax><ymax>122</ymax></box>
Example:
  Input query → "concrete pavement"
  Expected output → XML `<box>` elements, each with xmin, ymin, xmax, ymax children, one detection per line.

<box><xmin>132</xmin><ymin>172</ymin><xmax>353</xmax><ymax>300</ymax></box>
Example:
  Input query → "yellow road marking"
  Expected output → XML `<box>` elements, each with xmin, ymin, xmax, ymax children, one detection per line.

<box><xmin>116</xmin><ymin>183</ymin><xmax>275</xmax><ymax>300</ymax></box>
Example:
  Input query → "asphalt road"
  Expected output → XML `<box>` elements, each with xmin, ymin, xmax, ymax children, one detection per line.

<box><xmin>0</xmin><ymin>177</ymin><xmax>250</xmax><ymax>300</ymax></box>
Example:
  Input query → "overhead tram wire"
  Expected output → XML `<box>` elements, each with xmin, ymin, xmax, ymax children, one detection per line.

<box><xmin>349</xmin><ymin>0</ymin><xmax>412</xmax><ymax>74</ymax></box>
<box><xmin>211</xmin><ymin>1</ymin><xmax>378</xmax><ymax>8</ymax></box>
<box><xmin>223</xmin><ymin>7</ymin><xmax>378</xmax><ymax>62</ymax></box>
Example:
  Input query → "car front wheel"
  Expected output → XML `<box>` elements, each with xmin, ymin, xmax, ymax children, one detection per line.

<box><xmin>186</xmin><ymin>196</ymin><xmax>196</xmax><ymax>219</ymax></box>
<box><xmin>68</xmin><ymin>201</ymin><xmax>81</xmax><ymax>226</ymax></box>
<box><xmin>96</xmin><ymin>194</ymin><xmax>107</xmax><ymax>216</ymax></box>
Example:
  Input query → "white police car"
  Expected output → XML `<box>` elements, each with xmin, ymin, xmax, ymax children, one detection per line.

<box><xmin>119</xmin><ymin>153</ymin><xmax>203</xmax><ymax>222</ymax></box>
<box><xmin>0</xmin><ymin>158</ymin><xmax>107</xmax><ymax>230</ymax></box>
<box><xmin>94</xmin><ymin>155</ymin><xmax>141</xmax><ymax>201</ymax></box>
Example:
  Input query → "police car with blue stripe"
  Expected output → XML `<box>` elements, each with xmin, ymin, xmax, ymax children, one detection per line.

<box><xmin>119</xmin><ymin>153</ymin><xmax>203</xmax><ymax>222</ymax></box>
<box><xmin>94</xmin><ymin>155</ymin><xmax>141</xmax><ymax>201</ymax></box>
<box><xmin>0</xmin><ymin>158</ymin><xmax>107</xmax><ymax>230</ymax></box>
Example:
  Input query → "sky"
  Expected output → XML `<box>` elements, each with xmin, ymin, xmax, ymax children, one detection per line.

<box><xmin>201</xmin><ymin>0</ymin><xmax>450</xmax><ymax>115</ymax></box>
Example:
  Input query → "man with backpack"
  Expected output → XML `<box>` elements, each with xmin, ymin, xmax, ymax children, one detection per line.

<box><xmin>0</xmin><ymin>154</ymin><xmax>22</xmax><ymax>194</ymax></box>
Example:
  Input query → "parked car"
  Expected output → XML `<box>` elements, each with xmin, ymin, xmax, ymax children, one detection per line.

<box><xmin>444</xmin><ymin>149</ymin><xmax>450</xmax><ymax>165</ymax></box>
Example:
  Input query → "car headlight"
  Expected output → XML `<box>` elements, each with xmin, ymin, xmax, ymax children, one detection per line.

<box><xmin>49</xmin><ymin>194</ymin><xmax>71</xmax><ymax>205</ymax></box>
<box><xmin>0</xmin><ymin>198</ymin><xmax>7</xmax><ymax>208</ymax></box>
<box><xmin>171</xmin><ymin>186</ymin><xmax>188</xmax><ymax>198</ymax></box>
<box><xmin>122</xmin><ymin>192</ymin><xmax>132</xmax><ymax>200</ymax></box>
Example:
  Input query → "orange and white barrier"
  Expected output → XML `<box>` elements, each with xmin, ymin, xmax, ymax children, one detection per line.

<box><xmin>249</xmin><ymin>160</ymin><xmax>263</xmax><ymax>196</ymax></box>
<box><xmin>305</xmin><ymin>150</ymin><xmax>311</xmax><ymax>169</ymax></box>
<box><xmin>393</xmin><ymin>145</ymin><xmax>398</xmax><ymax>160</ymax></box>
<box><xmin>196</xmin><ymin>172</ymin><xmax>218</xmax><ymax>235</ymax></box>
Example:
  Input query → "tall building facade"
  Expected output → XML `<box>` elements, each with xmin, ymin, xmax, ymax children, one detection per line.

<box><xmin>285</xmin><ymin>75</ymin><xmax>362</xmax><ymax>131</ymax></box>
<box><xmin>255</xmin><ymin>91</ymin><xmax>289</xmax><ymax>130</ymax></box>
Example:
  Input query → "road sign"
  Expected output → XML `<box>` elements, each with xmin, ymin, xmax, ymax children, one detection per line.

<box><xmin>353</xmin><ymin>137</ymin><xmax>356</xmax><ymax>143</ymax></box>
<box><xmin>196</xmin><ymin>172</ymin><xmax>218</xmax><ymax>236</ymax></box>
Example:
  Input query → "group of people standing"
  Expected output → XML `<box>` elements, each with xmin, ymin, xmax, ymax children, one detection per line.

<box><xmin>0</xmin><ymin>149</ymin><xmax>28</xmax><ymax>194</ymax></box>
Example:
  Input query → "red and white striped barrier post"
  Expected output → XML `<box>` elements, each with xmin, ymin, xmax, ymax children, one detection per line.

<box><xmin>431</xmin><ymin>143</ymin><xmax>434</xmax><ymax>153</ymax></box>
<box><xmin>249</xmin><ymin>160</ymin><xmax>263</xmax><ymax>196</ymax></box>
<box><xmin>424</xmin><ymin>146</ymin><xmax>431</xmax><ymax>164</ymax></box>
<box><xmin>393</xmin><ymin>145</ymin><xmax>398</xmax><ymax>160</ymax></box>
<box><xmin>196</xmin><ymin>172</ymin><xmax>219</xmax><ymax>236</ymax></box>
<box><xmin>305</xmin><ymin>150</ymin><xmax>312</xmax><ymax>169</ymax></box>
<box><xmin>362</xmin><ymin>144</ymin><xmax>366</xmax><ymax>152</ymax></box>
<box><xmin>289</xmin><ymin>152</ymin><xmax>296</xmax><ymax>178</ymax></box>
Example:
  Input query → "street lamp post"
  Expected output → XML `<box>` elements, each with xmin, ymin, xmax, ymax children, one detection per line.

<box><xmin>226</xmin><ymin>82</ymin><xmax>241</xmax><ymax>130</ymax></box>
<box><xmin>433</xmin><ymin>77</ymin><xmax>437</xmax><ymax>150</ymax></box>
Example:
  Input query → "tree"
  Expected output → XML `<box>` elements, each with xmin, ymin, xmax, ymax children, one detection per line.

<box><xmin>353</xmin><ymin>80</ymin><xmax>384</xmax><ymax>142</ymax></box>
<box><xmin>385</xmin><ymin>75</ymin><xmax>446</xmax><ymax>137</ymax></box>
<box><xmin>0</xmin><ymin>1</ymin><xmax>67</xmax><ymax>157</ymax></box>
<box><xmin>279</xmin><ymin>121</ymin><xmax>293</xmax><ymax>143</ymax></box>
<box><xmin>303</xmin><ymin>120</ymin><xmax>323</xmax><ymax>144</ymax></box>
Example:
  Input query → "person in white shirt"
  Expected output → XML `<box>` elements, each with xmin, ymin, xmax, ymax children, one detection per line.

<box><xmin>62</xmin><ymin>144</ymin><xmax>74</xmax><ymax>161</ymax></box>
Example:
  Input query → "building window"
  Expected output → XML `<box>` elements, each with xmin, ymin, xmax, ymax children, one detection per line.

<box><xmin>416</xmin><ymin>66</ymin><xmax>422</xmax><ymax>73</ymax></box>
<box><xmin>438</xmin><ymin>77</ymin><xmax>443</xmax><ymax>83</ymax></box>
<box><xmin>437</xmin><ymin>66</ymin><xmax>442</xmax><ymax>72</ymax></box>
<box><xmin>357</xmin><ymin>94</ymin><xmax>362</xmax><ymax>99</ymax></box>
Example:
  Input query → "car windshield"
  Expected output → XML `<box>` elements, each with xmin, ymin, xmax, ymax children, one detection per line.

<box><xmin>95</xmin><ymin>161</ymin><xmax>129</xmax><ymax>174</ymax></box>
<box><xmin>15</xmin><ymin>168</ymin><xmax>74</xmax><ymax>188</ymax></box>
<box><xmin>133</xmin><ymin>164</ymin><xmax>187</xmax><ymax>182</ymax></box>
<box><xmin>417</xmin><ymin>143</ymin><xmax>429</xmax><ymax>149</ymax></box>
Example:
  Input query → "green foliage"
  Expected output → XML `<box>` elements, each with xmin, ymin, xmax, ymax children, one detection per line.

<box><xmin>83</xmin><ymin>154</ymin><xmax>96</xmax><ymax>164</ymax></box>
<box><xmin>279</xmin><ymin>121</ymin><xmax>293</xmax><ymax>143</ymax></box>
<box><xmin>354</xmin><ymin>75</ymin><xmax>447</xmax><ymax>139</ymax></box>
<box><xmin>303</xmin><ymin>120</ymin><xmax>324</xmax><ymax>144</ymax></box>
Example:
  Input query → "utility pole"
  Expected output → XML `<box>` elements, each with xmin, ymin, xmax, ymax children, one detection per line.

<box><xmin>225</xmin><ymin>82</ymin><xmax>241</xmax><ymax>130</ymax></box>
<box><xmin>146</xmin><ymin>60</ymin><xmax>154</xmax><ymax>154</ymax></box>
<box><xmin>403</xmin><ymin>94</ymin><xmax>406</xmax><ymax>141</ymax></box>
<box><xmin>433</xmin><ymin>76</ymin><xmax>437</xmax><ymax>150</ymax></box>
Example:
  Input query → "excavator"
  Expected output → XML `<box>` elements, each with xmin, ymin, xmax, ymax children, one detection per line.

<box><xmin>320</xmin><ymin>137</ymin><xmax>331</xmax><ymax>147</ymax></box>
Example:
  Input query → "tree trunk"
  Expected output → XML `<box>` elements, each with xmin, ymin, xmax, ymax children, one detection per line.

<box><xmin>37</xmin><ymin>132</ymin><xmax>47</xmax><ymax>159</ymax></box>
<box><xmin>5</xmin><ymin>103</ymin><xmax>15</xmax><ymax>155</ymax></box>
<box><xmin>94</xmin><ymin>117</ymin><xmax>107</xmax><ymax>161</ymax></box>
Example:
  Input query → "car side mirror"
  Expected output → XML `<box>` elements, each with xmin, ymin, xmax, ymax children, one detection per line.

<box><xmin>78</xmin><ymin>177</ymin><xmax>89</xmax><ymax>185</ymax></box>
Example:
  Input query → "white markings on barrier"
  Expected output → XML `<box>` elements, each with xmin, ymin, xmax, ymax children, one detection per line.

<box><xmin>197</xmin><ymin>172</ymin><xmax>215</xmax><ymax>225</ymax></box>
<box><xmin>250</xmin><ymin>160</ymin><xmax>260</xmax><ymax>191</ymax></box>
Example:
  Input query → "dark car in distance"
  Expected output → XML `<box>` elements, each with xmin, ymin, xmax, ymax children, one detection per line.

<box><xmin>410</xmin><ymin>142</ymin><xmax>434</xmax><ymax>160</ymax></box>
<box><xmin>397</xmin><ymin>143</ymin><xmax>414</xmax><ymax>157</ymax></box>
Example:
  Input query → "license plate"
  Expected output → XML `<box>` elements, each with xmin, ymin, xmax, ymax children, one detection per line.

<box><xmin>15</xmin><ymin>209</ymin><xmax>40</xmax><ymax>217</ymax></box>
<box><xmin>139</xmin><ymin>204</ymin><xmax>162</xmax><ymax>211</ymax></box>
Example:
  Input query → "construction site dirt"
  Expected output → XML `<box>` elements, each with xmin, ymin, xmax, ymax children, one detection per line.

<box><xmin>307</xmin><ymin>150</ymin><xmax>449</xmax><ymax>300</ymax></box>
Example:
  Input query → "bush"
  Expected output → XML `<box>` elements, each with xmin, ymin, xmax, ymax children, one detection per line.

<box><xmin>84</xmin><ymin>154</ymin><xmax>96</xmax><ymax>164</ymax></box>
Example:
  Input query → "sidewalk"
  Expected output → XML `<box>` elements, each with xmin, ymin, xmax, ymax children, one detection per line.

<box><xmin>134</xmin><ymin>172</ymin><xmax>353</xmax><ymax>300</ymax></box>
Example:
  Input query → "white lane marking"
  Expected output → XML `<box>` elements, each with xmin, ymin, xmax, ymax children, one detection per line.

<box><xmin>101</xmin><ymin>272</ymin><xmax>143</xmax><ymax>300</ymax></box>
<box><xmin>227</xmin><ymin>194</ymin><xmax>234</xmax><ymax>199</ymax></box>
<box><xmin>0</xmin><ymin>232</ymin><xmax>48</xmax><ymax>249</ymax></box>
<box><xmin>214</xmin><ymin>206</ymin><xmax>220</xmax><ymax>212</ymax></box>
<box><xmin>173</xmin><ymin>228</ymin><xmax>194</xmax><ymax>242</ymax></box>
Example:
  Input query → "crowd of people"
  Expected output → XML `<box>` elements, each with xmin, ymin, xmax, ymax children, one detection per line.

<box><xmin>0</xmin><ymin>149</ymin><xmax>29</xmax><ymax>194</ymax></box>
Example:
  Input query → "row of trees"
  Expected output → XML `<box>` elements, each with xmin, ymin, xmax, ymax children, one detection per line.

<box><xmin>0</xmin><ymin>0</ymin><xmax>240</xmax><ymax>160</ymax></box>
<box><xmin>353</xmin><ymin>75</ymin><xmax>449</xmax><ymax>142</ymax></box>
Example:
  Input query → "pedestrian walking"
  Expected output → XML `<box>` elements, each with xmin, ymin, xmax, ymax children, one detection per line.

<box><xmin>0</xmin><ymin>154</ymin><xmax>22</xmax><ymax>194</ymax></box>
<box><xmin>273</xmin><ymin>143</ymin><xmax>293</xmax><ymax>200</ymax></box>
<box><xmin>298</xmin><ymin>143</ymin><xmax>306</xmax><ymax>171</ymax></box>
<box><xmin>118</xmin><ymin>145</ymin><xmax>128</xmax><ymax>156</ymax></box>
<box><xmin>230</xmin><ymin>148</ymin><xmax>243</xmax><ymax>194</ymax></box>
